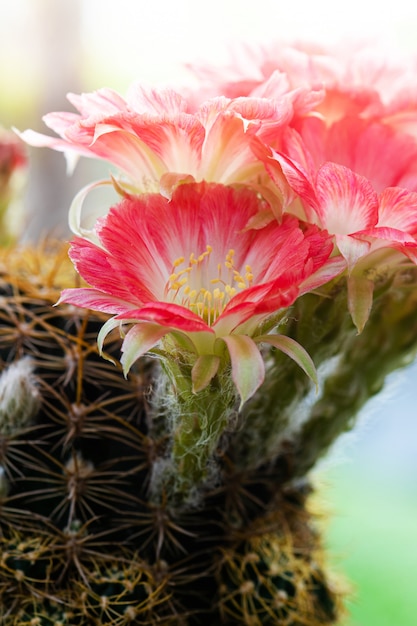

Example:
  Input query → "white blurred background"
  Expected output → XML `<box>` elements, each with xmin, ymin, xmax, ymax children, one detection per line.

<box><xmin>1</xmin><ymin>2</ymin><xmax>416</xmax><ymax>623</ymax></box>
<box><xmin>2</xmin><ymin>0</ymin><xmax>417</xmax><ymax>236</ymax></box>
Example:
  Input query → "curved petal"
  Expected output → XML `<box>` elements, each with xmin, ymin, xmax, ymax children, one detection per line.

<box><xmin>115</xmin><ymin>302</ymin><xmax>214</xmax><ymax>334</ymax></box>
<box><xmin>213</xmin><ymin>300</ymin><xmax>259</xmax><ymax>335</ymax></box>
<box><xmin>353</xmin><ymin>226</ymin><xmax>417</xmax><ymax>264</ymax></box>
<box><xmin>126</xmin><ymin>84</ymin><xmax>190</xmax><ymax>116</ymax></box>
<box><xmin>86</xmin><ymin>128</ymin><xmax>166</xmax><ymax>182</ymax></box>
<box><xmin>191</xmin><ymin>355</ymin><xmax>221</xmax><ymax>393</ymax></box>
<box><xmin>67</xmin><ymin>88</ymin><xmax>128</xmax><ymax>116</ymax></box>
<box><xmin>299</xmin><ymin>256</ymin><xmax>347</xmax><ymax>294</ymax></box>
<box><xmin>335</xmin><ymin>233</ymin><xmax>371</xmax><ymax>270</ymax></box>
<box><xmin>315</xmin><ymin>162</ymin><xmax>379</xmax><ymax>233</ymax></box>
<box><xmin>354</xmin><ymin>226</ymin><xmax>417</xmax><ymax>245</ymax></box>
<box><xmin>97</xmin><ymin>317</ymin><xmax>124</xmax><ymax>357</ymax></box>
<box><xmin>57</xmin><ymin>288</ymin><xmax>138</xmax><ymax>315</ymax></box>
<box><xmin>256</xmin><ymin>334</ymin><xmax>318</xmax><ymax>388</ymax></box>
<box><xmin>218</xmin><ymin>281</ymin><xmax>299</xmax><ymax>331</ymax></box>
<box><xmin>219</xmin><ymin>334</ymin><xmax>265</xmax><ymax>408</ymax></box>
<box><xmin>159</xmin><ymin>172</ymin><xmax>196</xmax><ymax>199</ymax></box>
<box><xmin>68</xmin><ymin>236</ymin><xmax>156</xmax><ymax>305</ymax></box>
<box><xmin>120</xmin><ymin>322</ymin><xmax>171</xmax><ymax>375</ymax></box>
<box><xmin>68</xmin><ymin>179</ymin><xmax>114</xmax><ymax>238</ymax></box>
<box><xmin>377</xmin><ymin>187</ymin><xmax>417</xmax><ymax>232</ymax></box>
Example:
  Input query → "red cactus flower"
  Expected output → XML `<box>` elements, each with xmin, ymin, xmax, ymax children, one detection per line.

<box><xmin>59</xmin><ymin>182</ymin><xmax>342</xmax><ymax>405</ymax></box>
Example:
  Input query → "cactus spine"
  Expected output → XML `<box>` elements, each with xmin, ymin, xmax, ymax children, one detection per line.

<box><xmin>0</xmin><ymin>242</ymin><xmax>349</xmax><ymax>624</ymax></box>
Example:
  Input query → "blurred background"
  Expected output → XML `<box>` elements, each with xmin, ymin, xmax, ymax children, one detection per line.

<box><xmin>1</xmin><ymin>1</ymin><xmax>416</xmax><ymax>623</ymax></box>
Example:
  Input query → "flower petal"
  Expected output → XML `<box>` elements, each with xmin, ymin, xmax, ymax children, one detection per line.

<box><xmin>219</xmin><ymin>334</ymin><xmax>265</xmax><ymax>408</ymax></box>
<box><xmin>299</xmin><ymin>256</ymin><xmax>347</xmax><ymax>294</ymax></box>
<box><xmin>120</xmin><ymin>322</ymin><xmax>170</xmax><ymax>375</ymax></box>
<box><xmin>68</xmin><ymin>179</ymin><xmax>114</xmax><ymax>238</ymax></box>
<box><xmin>58</xmin><ymin>288</ymin><xmax>137</xmax><ymax>315</ymax></box>
<box><xmin>97</xmin><ymin>317</ymin><xmax>124</xmax><ymax>357</ymax></box>
<box><xmin>67</xmin><ymin>88</ymin><xmax>128</xmax><ymax>116</ymax></box>
<box><xmin>377</xmin><ymin>187</ymin><xmax>417</xmax><ymax>232</ymax></box>
<box><xmin>315</xmin><ymin>162</ymin><xmax>379</xmax><ymax>233</ymax></box>
<box><xmin>68</xmin><ymin>236</ymin><xmax>155</xmax><ymax>305</ymax></box>
<box><xmin>335</xmin><ymin>233</ymin><xmax>371</xmax><ymax>270</ymax></box>
<box><xmin>116</xmin><ymin>302</ymin><xmax>213</xmax><ymax>333</ymax></box>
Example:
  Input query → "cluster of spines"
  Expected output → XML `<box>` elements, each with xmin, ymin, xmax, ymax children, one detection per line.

<box><xmin>0</xmin><ymin>242</ymin><xmax>342</xmax><ymax>624</ymax></box>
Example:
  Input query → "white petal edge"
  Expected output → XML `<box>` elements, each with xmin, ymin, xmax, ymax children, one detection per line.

<box><xmin>68</xmin><ymin>178</ymin><xmax>113</xmax><ymax>238</ymax></box>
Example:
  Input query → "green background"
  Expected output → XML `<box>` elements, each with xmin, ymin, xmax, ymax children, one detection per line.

<box><xmin>319</xmin><ymin>362</ymin><xmax>417</xmax><ymax>626</ymax></box>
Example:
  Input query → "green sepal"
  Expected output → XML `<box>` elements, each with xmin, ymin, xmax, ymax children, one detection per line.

<box><xmin>256</xmin><ymin>334</ymin><xmax>318</xmax><ymax>389</ymax></box>
<box><xmin>219</xmin><ymin>334</ymin><xmax>265</xmax><ymax>409</ymax></box>
<box><xmin>120</xmin><ymin>322</ymin><xmax>169</xmax><ymax>375</ymax></box>
<box><xmin>191</xmin><ymin>355</ymin><xmax>221</xmax><ymax>393</ymax></box>
<box><xmin>347</xmin><ymin>273</ymin><xmax>374</xmax><ymax>334</ymax></box>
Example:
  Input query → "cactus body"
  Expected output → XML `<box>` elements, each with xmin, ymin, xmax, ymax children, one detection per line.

<box><xmin>3</xmin><ymin>240</ymin><xmax>417</xmax><ymax>624</ymax></box>
<box><xmin>0</xmin><ymin>244</ymin><xmax>345</xmax><ymax>624</ymax></box>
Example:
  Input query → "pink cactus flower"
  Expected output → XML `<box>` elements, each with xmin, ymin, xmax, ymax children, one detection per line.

<box><xmin>259</xmin><ymin>138</ymin><xmax>417</xmax><ymax>267</ymax></box>
<box><xmin>0</xmin><ymin>129</ymin><xmax>27</xmax><ymax>191</ymax></box>
<box><xmin>58</xmin><ymin>182</ymin><xmax>342</xmax><ymax>405</ymax></box>
<box><xmin>259</xmin><ymin>142</ymin><xmax>417</xmax><ymax>330</ymax></box>
<box><xmin>189</xmin><ymin>40</ymin><xmax>417</xmax><ymax>124</ymax></box>
<box><xmin>17</xmin><ymin>85</ymin><xmax>298</xmax><ymax>201</ymax></box>
<box><xmin>286</xmin><ymin>115</ymin><xmax>417</xmax><ymax>194</ymax></box>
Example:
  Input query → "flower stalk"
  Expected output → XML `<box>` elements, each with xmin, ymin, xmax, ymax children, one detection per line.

<box><xmin>144</xmin><ymin>351</ymin><xmax>238</xmax><ymax>505</ymax></box>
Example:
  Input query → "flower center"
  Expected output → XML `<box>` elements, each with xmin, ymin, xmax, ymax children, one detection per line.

<box><xmin>165</xmin><ymin>245</ymin><xmax>254</xmax><ymax>324</ymax></box>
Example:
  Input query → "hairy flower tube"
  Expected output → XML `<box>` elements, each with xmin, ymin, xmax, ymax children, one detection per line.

<box><xmin>59</xmin><ymin>182</ymin><xmax>341</xmax><ymax>406</ymax></box>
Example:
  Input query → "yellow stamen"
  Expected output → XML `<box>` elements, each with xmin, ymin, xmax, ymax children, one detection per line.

<box><xmin>164</xmin><ymin>245</ymin><xmax>255</xmax><ymax>324</ymax></box>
